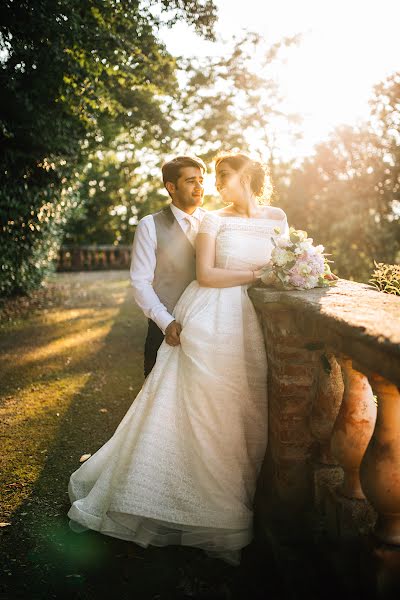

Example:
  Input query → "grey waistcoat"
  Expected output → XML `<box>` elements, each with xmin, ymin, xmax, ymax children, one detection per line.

<box><xmin>153</xmin><ymin>206</ymin><xmax>202</xmax><ymax>315</ymax></box>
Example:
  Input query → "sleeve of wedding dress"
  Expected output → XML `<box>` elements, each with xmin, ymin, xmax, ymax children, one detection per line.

<box><xmin>198</xmin><ymin>212</ymin><xmax>220</xmax><ymax>238</ymax></box>
<box><xmin>280</xmin><ymin>211</ymin><xmax>290</xmax><ymax>238</ymax></box>
<box><xmin>268</xmin><ymin>206</ymin><xmax>289</xmax><ymax>239</ymax></box>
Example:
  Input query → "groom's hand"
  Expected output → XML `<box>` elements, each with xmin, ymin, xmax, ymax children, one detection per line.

<box><xmin>165</xmin><ymin>321</ymin><xmax>182</xmax><ymax>346</ymax></box>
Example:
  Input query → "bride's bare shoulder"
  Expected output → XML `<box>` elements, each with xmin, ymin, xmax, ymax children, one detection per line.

<box><xmin>261</xmin><ymin>205</ymin><xmax>287</xmax><ymax>220</ymax></box>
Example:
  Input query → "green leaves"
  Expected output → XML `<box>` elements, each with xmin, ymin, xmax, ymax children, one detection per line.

<box><xmin>177</xmin><ymin>31</ymin><xmax>301</xmax><ymax>166</ymax></box>
<box><xmin>289</xmin><ymin>227</ymin><xmax>307</xmax><ymax>244</ymax></box>
<box><xmin>0</xmin><ymin>0</ymin><xmax>217</xmax><ymax>296</ymax></box>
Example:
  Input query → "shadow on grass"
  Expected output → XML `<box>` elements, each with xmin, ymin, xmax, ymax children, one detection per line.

<box><xmin>0</xmin><ymin>273</ymin><xmax>282</xmax><ymax>600</ymax></box>
<box><xmin>0</xmin><ymin>272</ymin><xmax>385</xmax><ymax>600</ymax></box>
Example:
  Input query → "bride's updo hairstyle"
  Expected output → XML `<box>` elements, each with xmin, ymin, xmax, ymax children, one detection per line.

<box><xmin>214</xmin><ymin>152</ymin><xmax>273</xmax><ymax>204</ymax></box>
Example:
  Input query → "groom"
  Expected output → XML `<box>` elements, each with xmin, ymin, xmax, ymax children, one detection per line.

<box><xmin>130</xmin><ymin>155</ymin><xmax>207</xmax><ymax>377</ymax></box>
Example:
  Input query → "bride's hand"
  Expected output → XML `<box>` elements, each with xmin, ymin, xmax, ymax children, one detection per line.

<box><xmin>251</xmin><ymin>262</ymin><xmax>273</xmax><ymax>284</ymax></box>
<box><xmin>259</xmin><ymin>270</ymin><xmax>277</xmax><ymax>286</ymax></box>
<box><xmin>252</xmin><ymin>268</ymin><xmax>264</xmax><ymax>281</ymax></box>
<box><xmin>251</xmin><ymin>267</ymin><xmax>272</xmax><ymax>285</ymax></box>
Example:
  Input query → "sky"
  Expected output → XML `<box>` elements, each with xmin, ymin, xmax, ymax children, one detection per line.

<box><xmin>160</xmin><ymin>0</ymin><xmax>400</xmax><ymax>161</ymax></box>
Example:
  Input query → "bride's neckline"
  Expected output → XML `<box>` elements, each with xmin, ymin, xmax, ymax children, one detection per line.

<box><xmin>211</xmin><ymin>210</ymin><xmax>279</xmax><ymax>221</ymax></box>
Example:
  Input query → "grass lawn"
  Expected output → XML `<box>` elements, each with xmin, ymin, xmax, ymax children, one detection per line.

<box><xmin>0</xmin><ymin>271</ymin><xmax>277</xmax><ymax>600</ymax></box>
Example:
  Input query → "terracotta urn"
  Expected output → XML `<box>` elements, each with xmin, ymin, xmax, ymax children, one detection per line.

<box><xmin>360</xmin><ymin>374</ymin><xmax>400</xmax><ymax>544</ymax></box>
<box><xmin>330</xmin><ymin>357</ymin><xmax>377</xmax><ymax>499</ymax></box>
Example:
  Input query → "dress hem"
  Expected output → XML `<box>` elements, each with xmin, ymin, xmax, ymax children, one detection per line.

<box><xmin>67</xmin><ymin>500</ymin><xmax>252</xmax><ymax>567</ymax></box>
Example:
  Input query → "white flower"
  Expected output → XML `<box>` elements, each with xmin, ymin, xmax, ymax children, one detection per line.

<box><xmin>298</xmin><ymin>239</ymin><xmax>313</xmax><ymax>253</ymax></box>
<box><xmin>272</xmin><ymin>248</ymin><xmax>295</xmax><ymax>267</ymax></box>
<box><xmin>276</xmin><ymin>236</ymin><xmax>291</xmax><ymax>249</ymax></box>
<box><xmin>297</xmin><ymin>262</ymin><xmax>312</xmax><ymax>276</ymax></box>
<box><xmin>303</xmin><ymin>276</ymin><xmax>319</xmax><ymax>289</ymax></box>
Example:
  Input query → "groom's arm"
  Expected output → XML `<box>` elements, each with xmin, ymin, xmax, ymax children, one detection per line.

<box><xmin>129</xmin><ymin>216</ymin><xmax>175</xmax><ymax>335</ymax></box>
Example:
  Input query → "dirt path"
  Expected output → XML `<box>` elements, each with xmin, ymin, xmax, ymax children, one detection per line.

<box><xmin>0</xmin><ymin>272</ymin><xmax>279</xmax><ymax>600</ymax></box>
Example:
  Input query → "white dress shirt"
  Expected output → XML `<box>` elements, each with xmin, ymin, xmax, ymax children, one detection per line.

<box><xmin>130</xmin><ymin>204</ymin><xmax>205</xmax><ymax>334</ymax></box>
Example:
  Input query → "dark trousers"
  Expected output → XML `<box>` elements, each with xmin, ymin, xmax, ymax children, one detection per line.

<box><xmin>144</xmin><ymin>319</ymin><xmax>165</xmax><ymax>378</ymax></box>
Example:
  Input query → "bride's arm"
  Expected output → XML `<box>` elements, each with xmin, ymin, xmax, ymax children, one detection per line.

<box><xmin>196</xmin><ymin>232</ymin><xmax>262</xmax><ymax>287</ymax></box>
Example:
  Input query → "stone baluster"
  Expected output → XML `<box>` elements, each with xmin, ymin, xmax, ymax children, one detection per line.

<box><xmin>360</xmin><ymin>374</ymin><xmax>400</xmax><ymax>544</ymax></box>
<box><xmin>330</xmin><ymin>357</ymin><xmax>377</xmax><ymax>499</ymax></box>
<box><xmin>71</xmin><ymin>248</ymin><xmax>81</xmax><ymax>270</ymax></box>
<box><xmin>57</xmin><ymin>249</ymin><xmax>63</xmax><ymax>271</ymax></box>
<box><xmin>311</xmin><ymin>352</ymin><xmax>344</xmax><ymax>464</ymax></box>
<box><xmin>108</xmin><ymin>248</ymin><xmax>115</xmax><ymax>267</ymax></box>
<box><xmin>100</xmin><ymin>249</ymin><xmax>106</xmax><ymax>268</ymax></box>
<box><xmin>65</xmin><ymin>251</ymin><xmax>71</xmax><ymax>270</ymax></box>
<box><xmin>124</xmin><ymin>248</ymin><xmax>130</xmax><ymax>267</ymax></box>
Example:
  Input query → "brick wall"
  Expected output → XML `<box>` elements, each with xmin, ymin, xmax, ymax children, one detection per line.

<box><xmin>256</xmin><ymin>303</ymin><xmax>343</xmax><ymax>537</ymax></box>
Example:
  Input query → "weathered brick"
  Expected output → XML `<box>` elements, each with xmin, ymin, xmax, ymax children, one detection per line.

<box><xmin>269</xmin><ymin>394</ymin><xmax>312</xmax><ymax>415</ymax></box>
<box><xmin>271</xmin><ymin>441</ymin><xmax>313</xmax><ymax>461</ymax></box>
<box><xmin>269</xmin><ymin>376</ymin><xmax>314</xmax><ymax>397</ymax></box>
<box><xmin>279</xmin><ymin>419</ymin><xmax>313</xmax><ymax>443</ymax></box>
<box><xmin>270</xmin><ymin>363</ymin><xmax>317</xmax><ymax>382</ymax></box>
<box><xmin>269</xmin><ymin>345</ymin><xmax>319</xmax><ymax>362</ymax></box>
<box><xmin>269</xmin><ymin>334</ymin><xmax>312</xmax><ymax>346</ymax></box>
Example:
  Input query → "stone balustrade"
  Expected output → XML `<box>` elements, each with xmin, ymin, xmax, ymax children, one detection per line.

<box><xmin>57</xmin><ymin>245</ymin><xmax>132</xmax><ymax>271</ymax></box>
<box><xmin>249</xmin><ymin>279</ymin><xmax>400</xmax><ymax>589</ymax></box>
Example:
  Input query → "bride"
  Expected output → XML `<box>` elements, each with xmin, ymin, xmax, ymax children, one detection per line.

<box><xmin>67</xmin><ymin>152</ymin><xmax>289</xmax><ymax>566</ymax></box>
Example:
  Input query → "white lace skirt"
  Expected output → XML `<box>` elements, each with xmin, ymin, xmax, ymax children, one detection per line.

<box><xmin>67</xmin><ymin>281</ymin><xmax>268</xmax><ymax>566</ymax></box>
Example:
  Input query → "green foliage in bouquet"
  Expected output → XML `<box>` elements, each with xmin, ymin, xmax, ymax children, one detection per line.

<box><xmin>369</xmin><ymin>261</ymin><xmax>400</xmax><ymax>296</ymax></box>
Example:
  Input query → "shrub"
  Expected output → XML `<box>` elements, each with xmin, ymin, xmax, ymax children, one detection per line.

<box><xmin>1</xmin><ymin>179</ymin><xmax>80</xmax><ymax>296</ymax></box>
<box><xmin>369</xmin><ymin>261</ymin><xmax>400</xmax><ymax>295</ymax></box>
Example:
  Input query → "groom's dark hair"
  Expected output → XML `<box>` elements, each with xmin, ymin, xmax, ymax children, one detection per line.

<box><xmin>162</xmin><ymin>156</ymin><xmax>206</xmax><ymax>190</ymax></box>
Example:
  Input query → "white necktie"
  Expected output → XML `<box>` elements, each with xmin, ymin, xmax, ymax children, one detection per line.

<box><xmin>184</xmin><ymin>216</ymin><xmax>197</xmax><ymax>247</ymax></box>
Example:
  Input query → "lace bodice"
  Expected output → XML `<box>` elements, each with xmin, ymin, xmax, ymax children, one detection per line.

<box><xmin>199</xmin><ymin>209</ymin><xmax>289</xmax><ymax>271</ymax></box>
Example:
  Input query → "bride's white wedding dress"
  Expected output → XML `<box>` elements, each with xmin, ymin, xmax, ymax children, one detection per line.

<box><xmin>67</xmin><ymin>209</ymin><xmax>288</xmax><ymax>566</ymax></box>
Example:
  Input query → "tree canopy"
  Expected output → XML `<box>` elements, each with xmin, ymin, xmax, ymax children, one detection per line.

<box><xmin>0</xmin><ymin>0</ymin><xmax>217</xmax><ymax>295</ymax></box>
<box><xmin>0</xmin><ymin>2</ymin><xmax>398</xmax><ymax>294</ymax></box>
<box><xmin>278</xmin><ymin>73</ymin><xmax>400</xmax><ymax>280</ymax></box>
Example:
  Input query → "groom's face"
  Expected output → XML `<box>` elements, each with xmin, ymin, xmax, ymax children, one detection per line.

<box><xmin>168</xmin><ymin>167</ymin><xmax>204</xmax><ymax>209</ymax></box>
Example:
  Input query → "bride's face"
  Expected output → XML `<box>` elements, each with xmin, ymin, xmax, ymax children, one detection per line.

<box><xmin>215</xmin><ymin>163</ymin><xmax>244</xmax><ymax>202</ymax></box>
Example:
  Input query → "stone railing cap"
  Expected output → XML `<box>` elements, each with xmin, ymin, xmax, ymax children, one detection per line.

<box><xmin>249</xmin><ymin>279</ymin><xmax>400</xmax><ymax>385</ymax></box>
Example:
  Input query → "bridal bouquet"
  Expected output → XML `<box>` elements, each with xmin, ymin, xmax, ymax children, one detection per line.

<box><xmin>260</xmin><ymin>227</ymin><xmax>336</xmax><ymax>291</ymax></box>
